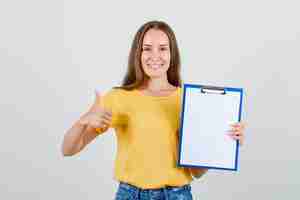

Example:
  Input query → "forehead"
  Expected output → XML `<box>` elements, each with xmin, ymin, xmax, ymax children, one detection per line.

<box><xmin>142</xmin><ymin>29</ymin><xmax>169</xmax><ymax>45</ymax></box>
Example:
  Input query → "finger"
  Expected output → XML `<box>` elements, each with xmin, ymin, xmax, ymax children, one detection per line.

<box><xmin>231</xmin><ymin>122</ymin><xmax>245</xmax><ymax>130</ymax></box>
<box><xmin>95</xmin><ymin>89</ymin><xmax>102</xmax><ymax>100</ymax></box>
<box><xmin>230</xmin><ymin>123</ymin><xmax>241</xmax><ymax>128</ymax></box>
<box><xmin>229</xmin><ymin>134</ymin><xmax>243</xmax><ymax>141</ymax></box>
<box><xmin>230</xmin><ymin>125</ymin><xmax>244</xmax><ymax>132</ymax></box>
<box><xmin>103</xmin><ymin>108</ymin><xmax>112</xmax><ymax>115</ymax></box>
<box><xmin>101</xmin><ymin>118</ymin><xmax>112</xmax><ymax>126</ymax></box>
<box><xmin>226</xmin><ymin>131</ymin><xmax>242</xmax><ymax>138</ymax></box>
<box><xmin>91</xmin><ymin>119</ymin><xmax>105</xmax><ymax>128</ymax></box>
<box><xmin>91</xmin><ymin>119</ymin><xmax>110</xmax><ymax>129</ymax></box>
<box><xmin>78</xmin><ymin>118</ymin><xmax>88</xmax><ymax>126</ymax></box>
<box><xmin>102</xmin><ymin>118</ymin><xmax>111</xmax><ymax>124</ymax></box>
<box><xmin>102</xmin><ymin>114</ymin><xmax>112</xmax><ymax>121</ymax></box>
<box><xmin>241</xmin><ymin>123</ymin><xmax>245</xmax><ymax>130</ymax></box>
<box><xmin>227</xmin><ymin>130</ymin><xmax>240</xmax><ymax>135</ymax></box>
<box><xmin>90</xmin><ymin>120</ymin><xmax>102</xmax><ymax>128</ymax></box>
<box><xmin>231</xmin><ymin>128</ymin><xmax>243</xmax><ymax>134</ymax></box>
<box><xmin>94</xmin><ymin>89</ymin><xmax>104</xmax><ymax>108</ymax></box>
<box><xmin>226</xmin><ymin>133</ymin><xmax>236</xmax><ymax>138</ymax></box>
<box><xmin>99</xmin><ymin>123</ymin><xmax>109</xmax><ymax>130</ymax></box>
<box><xmin>89</xmin><ymin>97</ymin><xmax>103</xmax><ymax>113</ymax></box>
<box><xmin>239</xmin><ymin>136</ymin><xmax>244</xmax><ymax>145</ymax></box>
<box><xmin>228</xmin><ymin>127</ymin><xmax>238</xmax><ymax>132</ymax></box>
<box><xmin>98</xmin><ymin>111</ymin><xmax>112</xmax><ymax>119</ymax></box>
<box><xmin>101</xmin><ymin>124</ymin><xmax>108</xmax><ymax>129</ymax></box>
<box><xmin>103</xmin><ymin>109</ymin><xmax>112</xmax><ymax>116</ymax></box>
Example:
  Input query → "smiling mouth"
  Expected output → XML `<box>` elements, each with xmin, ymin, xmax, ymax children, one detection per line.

<box><xmin>147</xmin><ymin>64</ymin><xmax>164</xmax><ymax>70</ymax></box>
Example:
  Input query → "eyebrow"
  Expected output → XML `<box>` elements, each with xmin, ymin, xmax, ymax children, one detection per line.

<box><xmin>143</xmin><ymin>44</ymin><xmax>169</xmax><ymax>46</ymax></box>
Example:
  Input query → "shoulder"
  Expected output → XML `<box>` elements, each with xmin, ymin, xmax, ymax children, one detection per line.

<box><xmin>107</xmin><ymin>87</ymin><xmax>131</xmax><ymax>95</ymax></box>
<box><xmin>103</xmin><ymin>87</ymin><xmax>133</xmax><ymax>100</ymax></box>
<box><xmin>176</xmin><ymin>86</ymin><xmax>183</xmax><ymax>94</ymax></box>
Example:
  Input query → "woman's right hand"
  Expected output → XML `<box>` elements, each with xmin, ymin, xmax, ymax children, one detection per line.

<box><xmin>78</xmin><ymin>90</ymin><xmax>112</xmax><ymax>130</ymax></box>
<box><xmin>61</xmin><ymin>90</ymin><xmax>112</xmax><ymax>156</ymax></box>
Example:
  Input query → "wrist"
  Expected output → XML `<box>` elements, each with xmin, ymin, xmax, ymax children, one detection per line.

<box><xmin>77</xmin><ymin>117</ymin><xmax>87</xmax><ymax>128</ymax></box>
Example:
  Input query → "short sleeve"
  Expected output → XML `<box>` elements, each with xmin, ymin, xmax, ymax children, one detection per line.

<box><xmin>95</xmin><ymin>88</ymin><xmax>127</xmax><ymax>134</ymax></box>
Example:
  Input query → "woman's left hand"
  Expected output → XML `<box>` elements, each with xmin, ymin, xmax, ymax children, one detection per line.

<box><xmin>227</xmin><ymin>122</ymin><xmax>245</xmax><ymax>145</ymax></box>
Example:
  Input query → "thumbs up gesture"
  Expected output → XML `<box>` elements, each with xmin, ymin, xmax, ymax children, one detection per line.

<box><xmin>78</xmin><ymin>90</ymin><xmax>112</xmax><ymax>130</ymax></box>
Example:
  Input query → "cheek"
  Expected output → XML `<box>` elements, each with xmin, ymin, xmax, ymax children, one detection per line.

<box><xmin>163</xmin><ymin>51</ymin><xmax>171</xmax><ymax>62</ymax></box>
<box><xmin>141</xmin><ymin>53</ymin><xmax>146</xmax><ymax>61</ymax></box>
<box><xmin>140</xmin><ymin>54</ymin><xmax>149</xmax><ymax>70</ymax></box>
<box><xmin>141</xmin><ymin>53</ymin><xmax>149</xmax><ymax>63</ymax></box>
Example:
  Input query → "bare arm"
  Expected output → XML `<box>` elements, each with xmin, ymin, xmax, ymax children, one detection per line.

<box><xmin>61</xmin><ymin>120</ymin><xmax>86</xmax><ymax>156</ymax></box>
<box><xmin>61</xmin><ymin>91</ymin><xmax>111</xmax><ymax>156</ymax></box>
<box><xmin>61</xmin><ymin>119</ymin><xmax>108</xmax><ymax>156</ymax></box>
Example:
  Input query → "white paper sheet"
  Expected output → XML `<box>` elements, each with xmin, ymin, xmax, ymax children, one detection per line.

<box><xmin>179</xmin><ymin>85</ymin><xmax>242</xmax><ymax>170</ymax></box>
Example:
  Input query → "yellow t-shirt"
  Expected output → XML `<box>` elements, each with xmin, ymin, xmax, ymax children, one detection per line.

<box><xmin>95</xmin><ymin>87</ymin><xmax>193</xmax><ymax>189</ymax></box>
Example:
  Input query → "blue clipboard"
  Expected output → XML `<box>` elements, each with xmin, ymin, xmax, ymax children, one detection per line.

<box><xmin>177</xmin><ymin>83</ymin><xmax>244</xmax><ymax>171</ymax></box>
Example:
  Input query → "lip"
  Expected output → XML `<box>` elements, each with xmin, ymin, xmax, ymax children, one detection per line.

<box><xmin>147</xmin><ymin>64</ymin><xmax>163</xmax><ymax>69</ymax></box>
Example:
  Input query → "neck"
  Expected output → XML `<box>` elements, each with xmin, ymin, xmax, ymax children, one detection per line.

<box><xmin>143</xmin><ymin>75</ymin><xmax>172</xmax><ymax>91</ymax></box>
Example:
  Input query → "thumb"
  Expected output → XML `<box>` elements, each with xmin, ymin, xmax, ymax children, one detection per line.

<box><xmin>94</xmin><ymin>89</ymin><xmax>102</xmax><ymax>103</ymax></box>
<box><xmin>89</xmin><ymin>89</ymin><xmax>103</xmax><ymax>112</ymax></box>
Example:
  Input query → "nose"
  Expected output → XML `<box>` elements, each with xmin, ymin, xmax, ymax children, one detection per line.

<box><xmin>150</xmin><ymin>49</ymin><xmax>161</xmax><ymax>61</ymax></box>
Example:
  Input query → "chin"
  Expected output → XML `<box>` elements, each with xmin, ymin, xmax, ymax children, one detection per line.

<box><xmin>144</xmin><ymin>68</ymin><xmax>169</xmax><ymax>78</ymax></box>
<box><xmin>145</xmin><ymin>71</ymin><xmax>167</xmax><ymax>79</ymax></box>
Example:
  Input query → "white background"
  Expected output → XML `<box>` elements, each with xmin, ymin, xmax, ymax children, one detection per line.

<box><xmin>0</xmin><ymin>0</ymin><xmax>299</xmax><ymax>199</ymax></box>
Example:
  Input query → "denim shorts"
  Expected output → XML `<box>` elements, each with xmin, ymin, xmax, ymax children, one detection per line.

<box><xmin>115</xmin><ymin>181</ymin><xmax>193</xmax><ymax>200</ymax></box>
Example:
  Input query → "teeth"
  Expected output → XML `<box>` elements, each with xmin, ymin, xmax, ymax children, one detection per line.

<box><xmin>148</xmin><ymin>64</ymin><xmax>163</xmax><ymax>69</ymax></box>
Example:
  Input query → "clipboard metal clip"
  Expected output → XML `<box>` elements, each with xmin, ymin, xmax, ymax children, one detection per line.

<box><xmin>200</xmin><ymin>86</ymin><xmax>226</xmax><ymax>95</ymax></box>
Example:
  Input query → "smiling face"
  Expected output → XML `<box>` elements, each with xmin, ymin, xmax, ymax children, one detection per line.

<box><xmin>141</xmin><ymin>28</ymin><xmax>171</xmax><ymax>79</ymax></box>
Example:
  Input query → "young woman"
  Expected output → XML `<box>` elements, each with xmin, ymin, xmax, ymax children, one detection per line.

<box><xmin>62</xmin><ymin>20</ymin><xmax>245</xmax><ymax>200</ymax></box>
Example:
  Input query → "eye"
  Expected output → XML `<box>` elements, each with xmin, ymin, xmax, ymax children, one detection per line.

<box><xmin>142</xmin><ymin>47</ymin><xmax>151</xmax><ymax>51</ymax></box>
<box><xmin>160</xmin><ymin>47</ymin><xmax>168</xmax><ymax>51</ymax></box>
